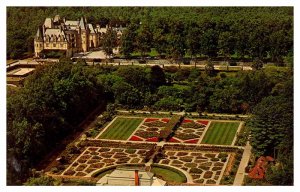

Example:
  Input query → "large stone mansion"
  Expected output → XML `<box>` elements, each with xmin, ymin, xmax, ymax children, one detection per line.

<box><xmin>34</xmin><ymin>15</ymin><xmax>123</xmax><ymax>58</ymax></box>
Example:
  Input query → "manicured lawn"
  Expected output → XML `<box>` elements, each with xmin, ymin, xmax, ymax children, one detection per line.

<box><xmin>99</xmin><ymin>117</ymin><xmax>143</xmax><ymax>140</ymax></box>
<box><xmin>151</xmin><ymin>166</ymin><xmax>187</xmax><ymax>183</ymax></box>
<box><xmin>201</xmin><ymin>121</ymin><xmax>240</xmax><ymax>145</ymax></box>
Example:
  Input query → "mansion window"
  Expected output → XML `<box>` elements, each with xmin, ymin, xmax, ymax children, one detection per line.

<box><xmin>53</xmin><ymin>44</ymin><xmax>56</xmax><ymax>47</ymax></box>
<box><xmin>60</xmin><ymin>44</ymin><xmax>64</xmax><ymax>48</ymax></box>
<box><xmin>46</xmin><ymin>43</ymin><xmax>49</xmax><ymax>47</ymax></box>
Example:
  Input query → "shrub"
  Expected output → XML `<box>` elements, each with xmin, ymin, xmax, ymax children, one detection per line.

<box><xmin>172</xmin><ymin>160</ymin><xmax>183</xmax><ymax>165</ymax></box>
<box><xmin>190</xmin><ymin>168</ymin><xmax>203</xmax><ymax>174</ymax></box>
<box><xmin>205</xmin><ymin>154</ymin><xmax>216</xmax><ymax>158</ymax></box>
<box><xmin>194</xmin><ymin>179</ymin><xmax>204</xmax><ymax>184</ymax></box>
<box><xmin>199</xmin><ymin>166</ymin><xmax>210</xmax><ymax>171</ymax></box>
<box><xmin>200</xmin><ymin>162</ymin><xmax>212</xmax><ymax>166</ymax></box>
<box><xmin>64</xmin><ymin>169</ymin><xmax>75</xmax><ymax>176</ymax></box>
<box><xmin>125</xmin><ymin>149</ymin><xmax>136</xmax><ymax>154</ymax></box>
<box><xmin>212</xmin><ymin>166</ymin><xmax>223</xmax><ymax>171</ymax></box>
<box><xmin>99</xmin><ymin>148</ymin><xmax>110</xmax><ymax>152</ymax></box>
<box><xmin>211</xmin><ymin>158</ymin><xmax>220</xmax><ymax>162</ymax></box>
<box><xmin>221</xmin><ymin>157</ymin><xmax>227</xmax><ymax>162</ymax></box>
<box><xmin>203</xmin><ymin>171</ymin><xmax>213</xmax><ymax>179</ymax></box>
<box><xmin>218</xmin><ymin>153</ymin><xmax>228</xmax><ymax>158</ymax></box>
<box><xmin>185</xmin><ymin>163</ymin><xmax>197</xmax><ymax>168</ymax></box>
<box><xmin>207</xmin><ymin>179</ymin><xmax>216</xmax><ymax>184</ymax></box>
<box><xmin>179</xmin><ymin>157</ymin><xmax>193</xmax><ymax>162</ymax></box>
<box><xmin>215</xmin><ymin>162</ymin><xmax>224</xmax><ymax>166</ymax></box>
<box><xmin>175</xmin><ymin>133</ymin><xmax>199</xmax><ymax>140</ymax></box>
<box><xmin>51</xmin><ymin>167</ymin><xmax>59</xmax><ymax>174</ymax></box>
<box><xmin>177</xmin><ymin>152</ymin><xmax>188</xmax><ymax>156</ymax></box>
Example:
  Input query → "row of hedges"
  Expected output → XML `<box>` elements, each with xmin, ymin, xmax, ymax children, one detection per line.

<box><xmin>220</xmin><ymin>150</ymin><xmax>244</xmax><ymax>185</ymax></box>
<box><xmin>84</xmin><ymin>139</ymin><xmax>155</xmax><ymax>149</ymax></box>
<box><xmin>159</xmin><ymin>115</ymin><xmax>184</xmax><ymax>140</ymax></box>
<box><xmin>164</xmin><ymin>144</ymin><xmax>241</xmax><ymax>153</ymax></box>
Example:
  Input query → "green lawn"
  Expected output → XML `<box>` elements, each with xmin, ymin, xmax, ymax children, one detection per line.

<box><xmin>201</xmin><ymin>121</ymin><xmax>240</xmax><ymax>145</ymax></box>
<box><xmin>98</xmin><ymin>117</ymin><xmax>143</xmax><ymax>140</ymax></box>
<box><xmin>151</xmin><ymin>166</ymin><xmax>187</xmax><ymax>183</ymax></box>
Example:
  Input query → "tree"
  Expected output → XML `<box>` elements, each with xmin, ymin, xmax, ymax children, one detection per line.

<box><xmin>120</xmin><ymin>25</ymin><xmax>136</xmax><ymax>58</ymax></box>
<box><xmin>116</xmin><ymin>66</ymin><xmax>149</xmax><ymax>92</ymax></box>
<box><xmin>24</xmin><ymin>175</ymin><xmax>57</xmax><ymax>186</ymax></box>
<box><xmin>112</xmin><ymin>81</ymin><xmax>142</xmax><ymax>108</ymax></box>
<box><xmin>166</xmin><ymin>21</ymin><xmax>186</xmax><ymax>62</ymax></box>
<box><xmin>135</xmin><ymin>23</ymin><xmax>153</xmax><ymax>59</ymax></box>
<box><xmin>205</xmin><ymin>58</ymin><xmax>216</xmax><ymax>76</ymax></box>
<box><xmin>252</xmin><ymin>57</ymin><xmax>264</xmax><ymax>70</ymax></box>
<box><xmin>201</xmin><ymin>25</ymin><xmax>218</xmax><ymax>58</ymax></box>
<box><xmin>147</xmin><ymin>65</ymin><xmax>166</xmax><ymax>91</ymax></box>
<box><xmin>7</xmin><ymin>59</ymin><xmax>104</xmax><ymax>185</ymax></box>
<box><xmin>101</xmin><ymin>27</ymin><xmax>118</xmax><ymax>58</ymax></box>
<box><xmin>186</xmin><ymin>23</ymin><xmax>201</xmax><ymax>60</ymax></box>
<box><xmin>247</xmin><ymin>96</ymin><xmax>293</xmax><ymax>156</ymax></box>
<box><xmin>218</xmin><ymin>31</ymin><xmax>235</xmax><ymax>61</ymax></box>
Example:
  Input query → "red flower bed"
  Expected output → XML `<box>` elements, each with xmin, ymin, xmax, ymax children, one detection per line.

<box><xmin>161</xmin><ymin>118</ymin><xmax>170</xmax><ymax>123</ymax></box>
<box><xmin>146</xmin><ymin>137</ymin><xmax>159</xmax><ymax>142</ymax></box>
<box><xmin>168</xmin><ymin>137</ymin><xmax>181</xmax><ymax>143</ymax></box>
<box><xmin>129</xmin><ymin>135</ymin><xmax>143</xmax><ymax>141</ymax></box>
<box><xmin>183</xmin><ymin>119</ymin><xmax>193</xmax><ymax>123</ymax></box>
<box><xmin>184</xmin><ymin>139</ymin><xmax>199</xmax><ymax>144</ymax></box>
<box><xmin>197</xmin><ymin>120</ymin><xmax>209</xmax><ymax>126</ymax></box>
<box><xmin>144</xmin><ymin>118</ymin><xmax>159</xmax><ymax>122</ymax></box>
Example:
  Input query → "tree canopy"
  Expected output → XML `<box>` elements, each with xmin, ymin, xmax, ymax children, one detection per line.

<box><xmin>7</xmin><ymin>7</ymin><xmax>293</xmax><ymax>64</ymax></box>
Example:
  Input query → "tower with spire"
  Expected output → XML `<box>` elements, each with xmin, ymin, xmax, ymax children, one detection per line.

<box><xmin>79</xmin><ymin>17</ymin><xmax>90</xmax><ymax>52</ymax></box>
<box><xmin>34</xmin><ymin>27</ymin><xmax>44</xmax><ymax>57</ymax></box>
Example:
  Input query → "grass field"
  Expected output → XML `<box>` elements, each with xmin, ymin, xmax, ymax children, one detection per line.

<box><xmin>98</xmin><ymin>117</ymin><xmax>143</xmax><ymax>140</ymax></box>
<box><xmin>201</xmin><ymin>121</ymin><xmax>240</xmax><ymax>145</ymax></box>
<box><xmin>151</xmin><ymin>166</ymin><xmax>187</xmax><ymax>183</ymax></box>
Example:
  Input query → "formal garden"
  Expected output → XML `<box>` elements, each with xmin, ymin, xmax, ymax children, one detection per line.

<box><xmin>44</xmin><ymin>115</ymin><xmax>244</xmax><ymax>186</ymax></box>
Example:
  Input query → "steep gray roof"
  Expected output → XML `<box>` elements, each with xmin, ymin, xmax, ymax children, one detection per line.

<box><xmin>35</xmin><ymin>27</ymin><xmax>43</xmax><ymax>40</ymax></box>
<box><xmin>44</xmin><ymin>18</ymin><xmax>53</xmax><ymax>28</ymax></box>
<box><xmin>79</xmin><ymin>17</ymin><xmax>85</xmax><ymax>29</ymax></box>
<box><xmin>65</xmin><ymin>20</ymin><xmax>79</xmax><ymax>26</ymax></box>
<box><xmin>88</xmin><ymin>24</ymin><xmax>96</xmax><ymax>34</ymax></box>
<box><xmin>44</xmin><ymin>29</ymin><xmax>67</xmax><ymax>41</ymax></box>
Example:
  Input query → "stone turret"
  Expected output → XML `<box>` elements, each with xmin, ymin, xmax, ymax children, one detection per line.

<box><xmin>34</xmin><ymin>27</ymin><xmax>44</xmax><ymax>57</ymax></box>
<box><xmin>80</xmin><ymin>17</ymin><xmax>89</xmax><ymax>52</ymax></box>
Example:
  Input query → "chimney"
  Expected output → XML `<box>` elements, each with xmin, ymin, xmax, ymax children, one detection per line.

<box><xmin>134</xmin><ymin>170</ymin><xmax>139</xmax><ymax>186</ymax></box>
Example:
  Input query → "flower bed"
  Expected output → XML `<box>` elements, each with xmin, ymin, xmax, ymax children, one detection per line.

<box><xmin>161</xmin><ymin>118</ymin><xmax>170</xmax><ymax>123</ymax></box>
<box><xmin>197</xmin><ymin>120</ymin><xmax>209</xmax><ymax>126</ymax></box>
<box><xmin>135</xmin><ymin>131</ymin><xmax>159</xmax><ymax>139</ymax></box>
<box><xmin>184</xmin><ymin>139</ymin><xmax>199</xmax><ymax>144</ymax></box>
<box><xmin>175</xmin><ymin>133</ymin><xmax>199</xmax><ymax>140</ymax></box>
<box><xmin>168</xmin><ymin>137</ymin><xmax>181</xmax><ymax>143</ymax></box>
<box><xmin>146</xmin><ymin>127</ymin><xmax>159</xmax><ymax>132</ymax></box>
<box><xmin>183</xmin><ymin>119</ymin><xmax>193</xmax><ymax>123</ymax></box>
<box><xmin>129</xmin><ymin>135</ymin><xmax>143</xmax><ymax>141</ymax></box>
<box><xmin>146</xmin><ymin>137</ymin><xmax>159</xmax><ymax>142</ymax></box>
<box><xmin>144</xmin><ymin>118</ymin><xmax>159</xmax><ymax>123</ymax></box>
<box><xmin>144</xmin><ymin>121</ymin><xmax>166</xmax><ymax>127</ymax></box>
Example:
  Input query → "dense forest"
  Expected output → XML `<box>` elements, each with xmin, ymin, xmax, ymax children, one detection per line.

<box><xmin>7</xmin><ymin>7</ymin><xmax>293</xmax><ymax>64</ymax></box>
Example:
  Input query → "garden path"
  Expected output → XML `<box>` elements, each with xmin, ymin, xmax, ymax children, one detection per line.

<box><xmin>116</xmin><ymin>110</ymin><xmax>250</xmax><ymax>118</ymax></box>
<box><xmin>233</xmin><ymin>141</ymin><xmax>252</xmax><ymax>185</ymax></box>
